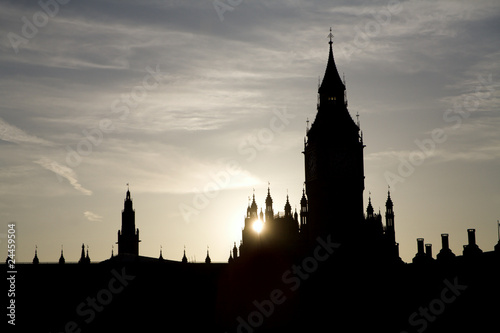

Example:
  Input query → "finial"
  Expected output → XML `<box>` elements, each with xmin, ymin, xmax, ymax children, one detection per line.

<box><xmin>356</xmin><ymin>112</ymin><xmax>360</xmax><ymax>127</ymax></box>
<box><xmin>328</xmin><ymin>27</ymin><xmax>334</xmax><ymax>45</ymax></box>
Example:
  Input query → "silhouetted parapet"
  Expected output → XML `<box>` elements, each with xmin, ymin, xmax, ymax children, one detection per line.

<box><xmin>437</xmin><ymin>233</ymin><xmax>456</xmax><ymax>263</ymax></box>
<box><xmin>463</xmin><ymin>228</ymin><xmax>483</xmax><ymax>258</ymax></box>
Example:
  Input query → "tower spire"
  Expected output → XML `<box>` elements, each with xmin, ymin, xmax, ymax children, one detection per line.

<box><xmin>59</xmin><ymin>245</ymin><xmax>65</xmax><ymax>264</ymax></box>
<box><xmin>33</xmin><ymin>245</ymin><xmax>39</xmax><ymax>265</ymax></box>
<box><xmin>328</xmin><ymin>27</ymin><xmax>333</xmax><ymax>45</ymax></box>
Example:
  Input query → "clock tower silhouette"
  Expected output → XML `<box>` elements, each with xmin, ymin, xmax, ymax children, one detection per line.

<box><xmin>304</xmin><ymin>29</ymin><xmax>365</xmax><ymax>245</ymax></box>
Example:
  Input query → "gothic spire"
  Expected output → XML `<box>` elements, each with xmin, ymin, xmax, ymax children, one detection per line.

<box><xmin>366</xmin><ymin>195</ymin><xmax>374</xmax><ymax>219</ymax></box>
<box><xmin>59</xmin><ymin>245</ymin><xmax>65</xmax><ymax>265</ymax></box>
<box><xmin>182</xmin><ymin>246</ymin><xmax>188</xmax><ymax>263</ymax></box>
<box><xmin>32</xmin><ymin>245</ymin><xmax>39</xmax><ymax>265</ymax></box>
<box><xmin>386</xmin><ymin>186</ymin><xmax>393</xmax><ymax>209</ymax></box>
<box><xmin>78</xmin><ymin>243</ymin><xmax>86</xmax><ymax>264</ymax></box>
<box><xmin>205</xmin><ymin>246</ymin><xmax>211</xmax><ymax>264</ymax></box>
<box><xmin>318</xmin><ymin>28</ymin><xmax>345</xmax><ymax>102</ymax></box>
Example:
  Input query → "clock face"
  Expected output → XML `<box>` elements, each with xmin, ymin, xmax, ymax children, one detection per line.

<box><xmin>330</xmin><ymin>151</ymin><xmax>351</xmax><ymax>171</ymax></box>
<box><xmin>306</xmin><ymin>149</ymin><xmax>317</xmax><ymax>181</ymax></box>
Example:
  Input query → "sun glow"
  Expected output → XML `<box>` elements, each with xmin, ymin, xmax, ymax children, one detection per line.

<box><xmin>253</xmin><ymin>219</ymin><xmax>263</xmax><ymax>233</ymax></box>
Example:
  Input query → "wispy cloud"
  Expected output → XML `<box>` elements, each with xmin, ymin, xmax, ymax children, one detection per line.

<box><xmin>84</xmin><ymin>211</ymin><xmax>103</xmax><ymax>222</ymax></box>
<box><xmin>0</xmin><ymin>117</ymin><xmax>53</xmax><ymax>146</ymax></box>
<box><xmin>34</xmin><ymin>157</ymin><xmax>92</xmax><ymax>195</ymax></box>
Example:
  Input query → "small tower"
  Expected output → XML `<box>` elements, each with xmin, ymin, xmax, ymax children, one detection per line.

<box><xmin>78</xmin><ymin>243</ymin><xmax>86</xmax><ymax>264</ymax></box>
<box><xmin>182</xmin><ymin>247</ymin><xmax>188</xmax><ymax>264</ymax></box>
<box><xmin>59</xmin><ymin>246</ymin><xmax>65</xmax><ymax>265</ymax></box>
<box><xmin>32</xmin><ymin>246</ymin><xmax>39</xmax><ymax>265</ymax></box>
<box><xmin>85</xmin><ymin>246</ymin><xmax>91</xmax><ymax>264</ymax></box>
<box><xmin>232</xmin><ymin>242</ymin><xmax>238</xmax><ymax>260</ymax></box>
<box><xmin>300</xmin><ymin>188</ymin><xmax>308</xmax><ymax>233</ymax></box>
<box><xmin>284</xmin><ymin>194</ymin><xmax>292</xmax><ymax>217</ymax></box>
<box><xmin>265</xmin><ymin>185</ymin><xmax>274</xmax><ymax>223</ymax></box>
<box><xmin>117</xmin><ymin>187</ymin><xmax>140</xmax><ymax>256</ymax></box>
<box><xmin>385</xmin><ymin>189</ymin><xmax>395</xmax><ymax>245</ymax></box>
<box><xmin>159</xmin><ymin>246</ymin><xmax>164</xmax><ymax>261</ymax></box>
<box><xmin>366</xmin><ymin>196</ymin><xmax>374</xmax><ymax>220</ymax></box>
<box><xmin>205</xmin><ymin>247</ymin><xmax>211</xmax><ymax>264</ymax></box>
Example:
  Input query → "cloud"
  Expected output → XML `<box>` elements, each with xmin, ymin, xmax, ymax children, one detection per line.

<box><xmin>84</xmin><ymin>211</ymin><xmax>103</xmax><ymax>222</ymax></box>
<box><xmin>0</xmin><ymin>117</ymin><xmax>53</xmax><ymax>146</ymax></box>
<box><xmin>34</xmin><ymin>157</ymin><xmax>92</xmax><ymax>195</ymax></box>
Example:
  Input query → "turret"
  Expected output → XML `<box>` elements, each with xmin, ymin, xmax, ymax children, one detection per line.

<box><xmin>78</xmin><ymin>243</ymin><xmax>86</xmax><ymax>264</ymax></box>
<box><xmin>300</xmin><ymin>188</ymin><xmax>308</xmax><ymax>233</ymax></box>
<box><xmin>366</xmin><ymin>196</ymin><xmax>374</xmax><ymax>219</ymax></box>
<box><xmin>265</xmin><ymin>186</ymin><xmax>274</xmax><ymax>223</ymax></box>
<box><xmin>117</xmin><ymin>186</ymin><xmax>140</xmax><ymax>256</ymax></box>
<box><xmin>205</xmin><ymin>247</ymin><xmax>211</xmax><ymax>264</ymax></box>
<box><xmin>32</xmin><ymin>246</ymin><xmax>39</xmax><ymax>265</ymax></box>
<box><xmin>284</xmin><ymin>194</ymin><xmax>292</xmax><ymax>217</ymax></box>
<box><xmin>59</xmin><ymin>246</ymin><xmax>65</xmax><ymax>265</ymax></box>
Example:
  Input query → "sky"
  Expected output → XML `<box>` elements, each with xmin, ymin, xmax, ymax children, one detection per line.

<box><xmin>1</xmin><ymin>0</ymin><xmax>499</xmax><ymax>264</ymax></box>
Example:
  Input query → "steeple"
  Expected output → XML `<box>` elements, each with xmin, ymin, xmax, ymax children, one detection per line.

<box><xmin>318</xmin><ymin>28</ymin><xmax>346</xmax><ymax>107</ymax></box>
<box><xmin>85</xmin><ymin>246</ymin><xmax>91</xmax><ymax>264</ymax></box>
<box><xmin>265</xmin><ymin>184</ymin><xmax>274</xmax><ymax>222</ymax></box>
<box><xmin>205</xmin><ymin>247</ymin><xmax>211</xmax><ymax>264</ymax></box>
<box><xmin>78</xmin><ymin>243</ymin><xmax>86</xmax><ymax>264</ymax></box>
<box><xmin>182</xmin><ymin>246</ymin><xmax>188</xmax><ymax>263</ymax></box>
<box><xmin>300</xmin><ymin>187</ymin><xmax>308</xmax><ymax>232</ymax></box>
<box><xmin>366</xmin><ymin>195</ymin><xmax>374</xmax><ymax>219</ymax></box>
<box><xmin>32</xmin><ymin>245</ymin><xmax>39</xmax><ymax>265</ymax></box>
<box><xmin>232</xmin><ymin>242</ymin><xmax>238</xmax><ymax>260</ymax></box>
<box><xmin>159</xmin><ymin>246</ymin><xmax>164</xmax><ymax>261</ymax></box>
<box><xmin>118</xmin><ymin>186</ymin><xmax>140</xmax><ymax>256</ymax></box>
<box><xmin>59</xmin><ymin>245</ymin><xmax>65</xmax><ymax>265</ymax></box>
<box><xmin>249</xmin><ymin>191</ymin><xmax>258</xmax><ymax>219</ymax></box>
<box><xmin>385</xmin><ymin>189</ymin><xmax>396</xmax><ymax>248</ymax></box>
<box><xmin>284</xmin><ymin>194</ymin><xmax>292</xmax><ymax>217</ymax></box>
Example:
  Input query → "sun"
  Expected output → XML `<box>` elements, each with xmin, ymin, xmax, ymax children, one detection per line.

<box><xmin>252</xmin><ymin>219</ymin><xmax>263</xmax><ymax>233</ymax></box>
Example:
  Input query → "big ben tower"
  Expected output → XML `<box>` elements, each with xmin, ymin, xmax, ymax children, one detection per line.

<box><xmin>304</xmin><ymin>29</ymin><xmax>365</xmax><ymax>245</ymax></box>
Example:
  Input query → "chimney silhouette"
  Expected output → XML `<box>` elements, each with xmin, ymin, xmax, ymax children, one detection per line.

<box><xmin>417</xmin><ymin>238</ymin><xmax>425</xmax><ymax>255</ymax></box>
<box><xmin>441</xmin><ymin>233</ymin><xmax>450</xmax><ymax>250</ymax></box>
<box><xmin>463</xmin><ymin>228</ymin><xmax>483</xmax><ymax>257</ymax></box>
<box><xmin>425</xmin><ymin>244</ymin><xmax>432</xmax><ymax>258</ymax></box>
<box><xmin>467</xmin><ymin>229</ymin><xmax>476</xmax><ymax>246</ymax></box>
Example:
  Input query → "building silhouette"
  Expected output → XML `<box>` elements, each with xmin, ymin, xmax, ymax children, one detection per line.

<box><xmin>6</xmin><ymin>30</ymin><xmax>500</xmax><ymax>333</ymax></box>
